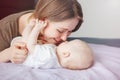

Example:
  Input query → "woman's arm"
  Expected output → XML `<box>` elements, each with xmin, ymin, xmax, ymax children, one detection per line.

<box><xmin>0</xmin><ymin>42</ymin><xmax>28</xmax><ymax>63</ymax></box>
<box><xmin>0</xmin><ymin>20</ymin><xmax>46</xmax><ymax>63</ymax></box>
<box><xmin>0</xmin><ymin>48</ymin><xmax>11</xmax><ymax>62</ymax></box>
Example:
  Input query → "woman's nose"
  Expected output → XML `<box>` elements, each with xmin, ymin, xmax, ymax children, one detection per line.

<box><xmin>60</xmin><ymin>33</ymin><xmax>68</xmax><ymax>41</ymax></box>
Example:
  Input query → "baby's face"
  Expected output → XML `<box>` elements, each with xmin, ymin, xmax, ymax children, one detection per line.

<box><xmin>62</xmin><ymin>55</ymin><xmax>83</xmax><ymax>70</ymax></box>
<box><xmin>57</xmin><ymin>40</ymin><xmax>78</xmax><ymax>54</ymax></box>
<box><xmin>56</xmin><ymin>40</ymin><xmax>93</xmax><ymax>70</ymax></box>
<box><xmin>57</xmin><ymin>40</ymin><xmax>82</xmax><ymax>69</ymax></box>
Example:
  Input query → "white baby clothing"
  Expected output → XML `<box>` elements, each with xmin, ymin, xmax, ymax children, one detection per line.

<box><xmin>23</xmin><ymin>44</ymin><xmax>61</xmax><ymax>69</ymax></box>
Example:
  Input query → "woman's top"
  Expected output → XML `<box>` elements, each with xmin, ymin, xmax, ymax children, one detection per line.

<box><xmin>0</xmin><ymin>10</ymin><xmax>33</xmax><ymax>51</ymax></box>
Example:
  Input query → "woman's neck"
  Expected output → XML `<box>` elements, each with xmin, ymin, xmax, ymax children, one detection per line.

<box><xmin>18</xmin><ymin>13</ymin><xmax>33</xmax><ymax>35</ymax></box>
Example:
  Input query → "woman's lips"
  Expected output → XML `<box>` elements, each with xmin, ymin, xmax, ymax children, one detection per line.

<box><xmin>54</xmin><ymin>39</ymin><xmax>63</xmax><ymax>45</ymax></box>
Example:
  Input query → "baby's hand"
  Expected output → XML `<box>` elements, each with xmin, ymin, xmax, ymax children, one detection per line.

<box><xmin>10</xmin><ymin>41</ymin><xmax>28</xmax><ymax>64</ymax></box>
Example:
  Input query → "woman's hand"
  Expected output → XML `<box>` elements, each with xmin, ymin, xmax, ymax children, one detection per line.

<box><xmin>10</xmin><ymin>42</ymin><xmax>28</xmax><ymax>64</ymax></box>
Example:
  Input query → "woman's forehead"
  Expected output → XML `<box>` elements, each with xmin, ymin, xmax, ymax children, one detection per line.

<box><xmin>50</xmin><ymin>18</ymin><xmax>79</xmax><ymax>30</ymax></box>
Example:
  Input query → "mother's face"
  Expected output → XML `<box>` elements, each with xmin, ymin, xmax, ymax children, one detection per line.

<box><xmin>41</xmin><ymin>17</ymin><xmax>79</xmax><ymax>45</ymax></box>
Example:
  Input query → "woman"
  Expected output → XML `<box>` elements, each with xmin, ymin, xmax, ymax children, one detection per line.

<box><xmin>0</xmin><ymin>0</ymin><xmax>83</xmax><ymax>63</ymax></box>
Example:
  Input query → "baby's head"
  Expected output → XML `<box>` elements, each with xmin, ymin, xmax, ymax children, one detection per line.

<box><xmin>56</xmin><ymin>39</ymin><xmax>94</xmax><ymax>70</ymax></box>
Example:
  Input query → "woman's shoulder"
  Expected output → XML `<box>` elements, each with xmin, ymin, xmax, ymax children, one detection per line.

<box><xmin>0</xmin><ymin>10</ymin><xmax>33</xmax><ymax>24</ymax></box>
<box><xmin>0</xmin><ymin>10</ymin><xmax>34</xmax><ymax>32</ymax></box>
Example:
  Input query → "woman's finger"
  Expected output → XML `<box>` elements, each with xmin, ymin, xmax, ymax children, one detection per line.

<box><xmin>12</xmin><ymin>53</ymin><xmax>27</xmax><ymax>60</ymax></box>
<box><xmin>15</xmin><ymin>48</ymin><xmax>28</xmax><ymax>55</ymax></box>
<box><xmin>11</xmin><ymin>50</ymin><xmax>27</xmax><ymax>64</ymax></box>
<box><xmin>11</xmin><ymin>57</ymin><xmax>26</xmax><ymax>64</ymax></box>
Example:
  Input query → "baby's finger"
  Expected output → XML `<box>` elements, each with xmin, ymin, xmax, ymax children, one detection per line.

<box><xmin>14</xmin><ymin>42</ymin><xmax>27</xmax><ymax>49</ymax></box>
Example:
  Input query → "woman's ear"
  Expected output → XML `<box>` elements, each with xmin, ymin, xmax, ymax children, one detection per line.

<box><xmin>63</xmin><ymin>52</ymin><xmax>70</xmax><ymax>57</ymax></box>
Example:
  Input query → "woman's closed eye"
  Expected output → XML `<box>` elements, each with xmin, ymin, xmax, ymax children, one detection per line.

<box><xmin>57</xmin><ymin>29</ymin><xmax>72</xmax><ymax>36</ymax></box>
<box><xmin>57</xmin><ymin>29</ymin><xmax>64</xmax><ymax>33</ymax></box>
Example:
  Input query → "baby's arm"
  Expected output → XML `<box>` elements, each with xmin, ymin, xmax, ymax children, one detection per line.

<box><xmin>22</xmin><ymin>20</ymin><xmax>35</xmax><ymax>42</ymax></box>
<box><xmin>11</xmin><ymin>37</ymin><xmax>22</xmax><ymax>46</ymax></box>
<box><xmin>23</xmin><ymin>20</ymin><xmax>47</xmax><ymax>53</ymax></box>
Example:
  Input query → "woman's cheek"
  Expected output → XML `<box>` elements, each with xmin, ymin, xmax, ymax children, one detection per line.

<box><xmin>46</xmin><ymin>33</ymin><xmax>58</xmax><ymax>38</ymax></box>
<box><xmin>46</xmin><ymin>30</ymin><xmax>59</xmax><ymax>37</ymax></box>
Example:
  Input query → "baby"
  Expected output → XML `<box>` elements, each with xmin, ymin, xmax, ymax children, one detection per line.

<box><xmin>11</xmin><ymin>20</ymin><xmax>94</xmax><ymax>70</ymax></box>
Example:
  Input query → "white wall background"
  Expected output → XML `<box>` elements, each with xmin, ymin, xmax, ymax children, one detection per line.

<box><xmin>70</xmin><ymin>0</ymin><xmax>120</xmax><ymax>38</ymax></box>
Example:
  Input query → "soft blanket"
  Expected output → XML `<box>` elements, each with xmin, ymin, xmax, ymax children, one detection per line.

<box><xmin>0</xmin><ymin>43</ymin><xmax>120</xmax><ymax>80</ymax></box>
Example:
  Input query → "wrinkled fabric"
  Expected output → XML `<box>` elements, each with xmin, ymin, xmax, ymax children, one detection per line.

<box><xmin>0</xmin><ymin>43</ymin><xmax>120</xmax><ymax>80</ymax></box>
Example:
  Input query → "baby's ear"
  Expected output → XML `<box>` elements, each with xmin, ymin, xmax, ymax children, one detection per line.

<box><xmin>63</xmin><ymin>52</ymin><xmax>70</xmax><ymax>57</ymax></box>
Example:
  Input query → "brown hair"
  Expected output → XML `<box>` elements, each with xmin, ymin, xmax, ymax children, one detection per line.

<box><xmin>33</xmin><ymin>0</ymin><xmax>83</xmax><ymax>32</ymax></box>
